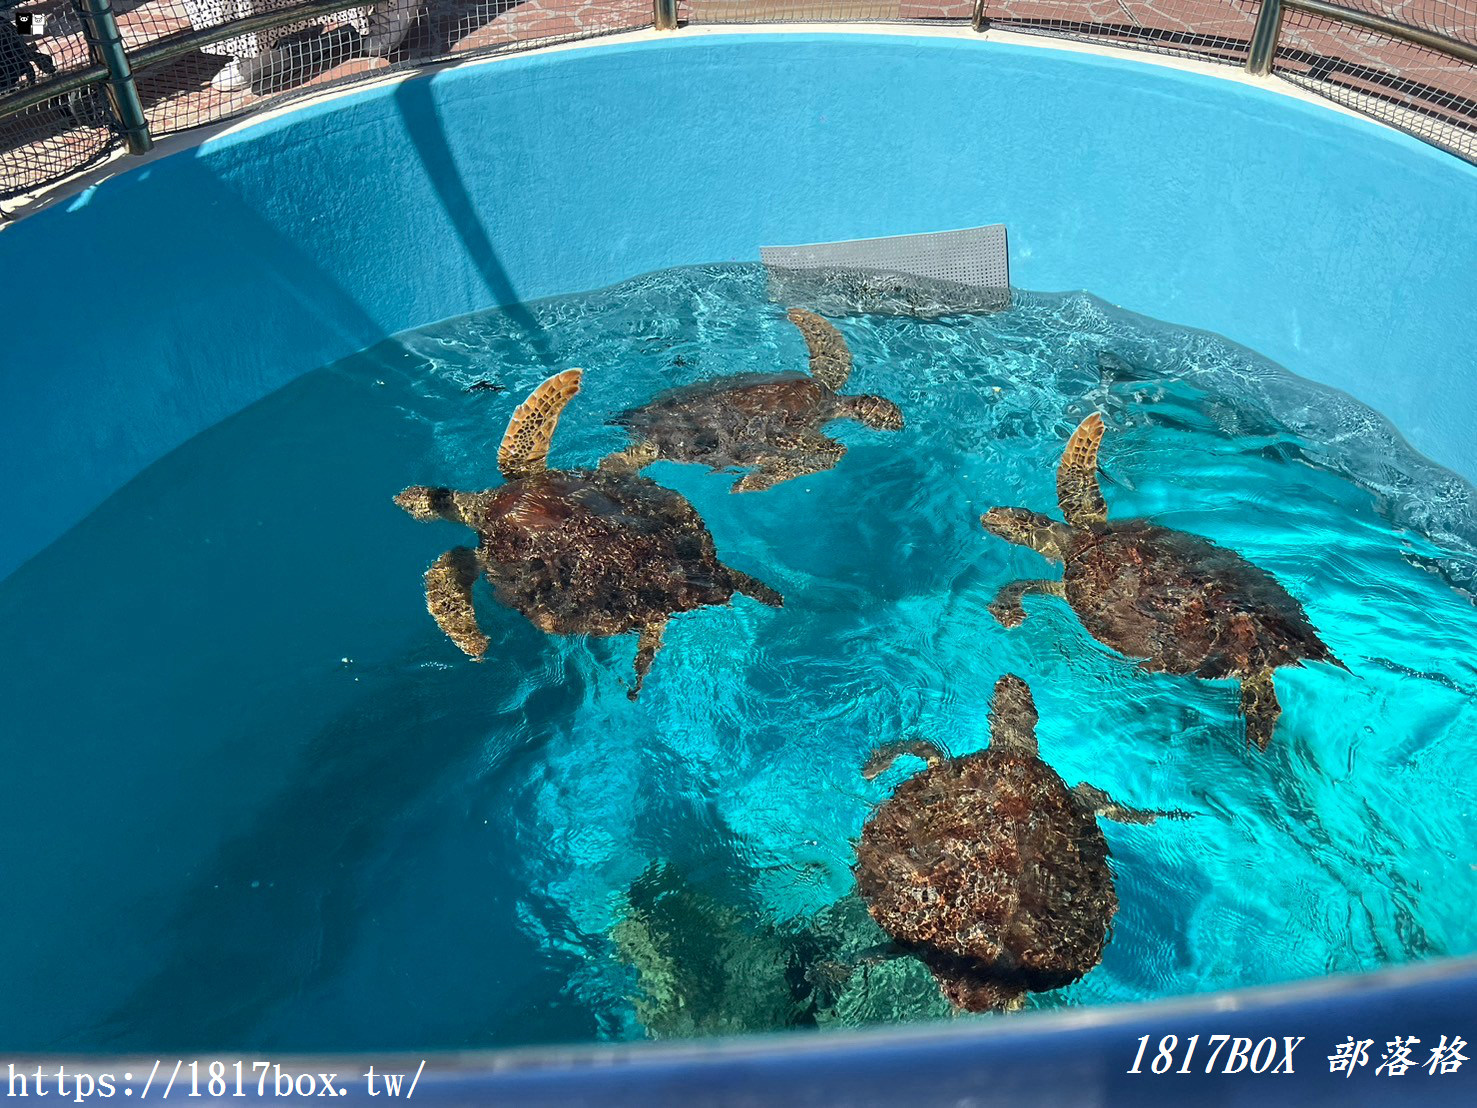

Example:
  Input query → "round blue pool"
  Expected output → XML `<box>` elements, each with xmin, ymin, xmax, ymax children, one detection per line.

<box><xmin>2</xmin><ymin>28</ymin><xmax>1476</xmax><ymax>1104</ymax></box>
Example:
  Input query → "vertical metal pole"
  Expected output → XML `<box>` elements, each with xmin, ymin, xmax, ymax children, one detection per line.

<box><xmin>654</xmin><ymin>0</ymin><xmax>678</xmax><ymax>30</ymax></box>
<box><xmin>1246</xmin><ymin>0</ymin><xmax>1284</xmax><ymax>76</ymax></box>
<box><xmin>971</xmin><ymin>0</ymin><xmax>987</xmax><ymax>32</ymax></box>
<box><xmin>77</xmin><ymin>0</ymin><xmax>153</xmax><ymax>154</ymax></box>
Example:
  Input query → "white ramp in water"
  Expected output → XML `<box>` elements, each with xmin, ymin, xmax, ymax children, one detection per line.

<box><xmin>761</xmin><ymin>224</ymin><xmax>1011</xmax><ymax>317</ymax></box>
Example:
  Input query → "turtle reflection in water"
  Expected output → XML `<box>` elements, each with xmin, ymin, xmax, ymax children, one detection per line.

<box><xmin>394</xmin><ymin>370</ymin><xmax>782</xmax><ymax>698</ymax></box>
<box><xmin>603</xmin><ymin>309</ymin><xmax>904</xmax><ymax>492</ymax></box>
<box><xmin>982</xmin><ymin>412</ymin><xmax>1346</xmax><ymax>751</ymax></box>
<box><xmin>854</xmin><ymin>675</ymin><xmax>1187</xmax><ymax>1013</ymax></box>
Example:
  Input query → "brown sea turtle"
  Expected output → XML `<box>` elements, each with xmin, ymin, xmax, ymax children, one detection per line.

<box><xmin>982</xmin><ymin>412</ymin><xmax>1345</xmax><ymax>751</ymax></box>
<box><xmin>855</xmin><ymin>674</ymin><xmax>1182</xmax><ymax>1013</ymax></box>
<box><xmin>601</xmin><ymin>309</ymin><xmax>904</xmax><ymax>492</ymax></box>
<box><xmin>394</xmin><ymin>370</ymin><xmax>782</xmax><ymax>698</ymax></box>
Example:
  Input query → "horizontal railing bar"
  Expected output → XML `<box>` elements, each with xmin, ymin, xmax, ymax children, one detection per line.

<box><xmin>1283</xmin><ymin>0</ymin><xmax>1477</xmax><ymax>67</ymax></box>
<box><xmin>0</xmin><ymin>66</ymin><xmax>109</xmax><ymax>120</ymax></box>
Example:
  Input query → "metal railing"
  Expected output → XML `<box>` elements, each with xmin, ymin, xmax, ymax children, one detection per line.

<box><xmin>1</xmin><ymin>0</ymin><xmax>1474</xmax><ymax>208</ymax></box>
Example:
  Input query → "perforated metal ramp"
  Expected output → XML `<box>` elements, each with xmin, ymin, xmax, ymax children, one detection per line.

<box><xmin>761</xmin><ymin>224</ymin><xmax>1011</xmax><ymax>317</ymax></box>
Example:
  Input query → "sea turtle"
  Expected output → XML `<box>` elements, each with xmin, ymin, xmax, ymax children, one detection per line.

<box><xmin>601</xmin><ymin>309</ymin><xmax>904</xmax><ymax>492</ymax></box>
<box><xmin>981</xmin><ymin>412</ymin><xmax>1345</xmax><ymax>751</ymax></box>
<box><xmin>855</xmin><ymin>674</ymin><xmax>1181</xmax><ymax>1013</ymax></box>
<box><xmin>394</xmin><ymin>369</ymin><xmax>782</xmax><ymax>698</ymax></box>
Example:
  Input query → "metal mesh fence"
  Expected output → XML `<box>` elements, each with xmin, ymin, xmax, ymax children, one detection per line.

<box><xmin>1</xmin><ymin>0</ymin><xmax>652</xmax><ymax>202</ymax></box>
<box><xmin>680</xmin><ymin>0</ymin><xmax>968</xmax><ymax>21</ymax></box>
<box><xmin>134</xmin><ymin>0</ymin><xmax>653</xmax><ymax>138</ymax></box>
<box><xmin>0</xmin><ymin>81</ymin><xmax>114</xmax><ymax>196</ymax></box>
<box><xmin>980</xmin><ymin>0</ymin><xmax>1261</xmax><ymax>64</ymax></box>
<box><xmin>1273</xmin><ymin>5</ymin><xmax>1477</xmax><ymax>161</ymax></box>
<box><xmin>3</xmin><ymin>0</ymin><xmax>1477</xmax><ymax>208</ymax></box>
<box><xmin>679</xmin><ymin>0</ymin><xmax>1261</xmax><ymax>66</ymax></box>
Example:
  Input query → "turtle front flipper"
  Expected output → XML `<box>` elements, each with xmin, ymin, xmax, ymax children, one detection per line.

<box><xmin>732</xmin><ymin>439</ymin><xmax>845</xmax><ymax>493</ymax></box>
<box><xmin>787</xmin><ymin>309</ymin><xmax>853</xmax><ymax>391</ymax></box>
<box><xmin>861</xmin><ymin>738</ymin><xmax>948</xmax><ymax>780</ymax></box>
<box><xmin>1056</xmin><ymin>412</ymin><xmax>1109</xmax><ymax>526</ymax></box>
<box><xmin>424</xmin><ymin>547</ymin><xmax>489</xmax><ymax>659</ymax></box>
<box><xmin>627</xmin><ymin>618</ymin><xmax>668</xmax><ymax>701</ymax></box>
<box><xmin>724</xmin><ymin>566</ymin><xmax>784</xmax><ymax>608</ymax></box>
<box><xmin>497</xmin><ymin>369</ymin><xmax>583</xmax><ymax>479</ymax></box>
<box><xmin>1239</xmin><ymin>669</ymin><xmax>1281</xmax><ymax>752</ymax></box>
<box><xmin>989</xmin><ymin>578</ymin><xmax>1066</xmax><ymax>628</ymax></box>
<box><xmin>1073</xmin><ymin>782</ymin><xmax>1193</xmax><ymax>825</ymax></box>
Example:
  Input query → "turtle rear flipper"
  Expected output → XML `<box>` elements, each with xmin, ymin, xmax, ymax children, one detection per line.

<box><xmin>1240</xmin><ymin>669</ymin><xmax>1281</xmax><ymax>752</ymax></box>
<box><xmin>1056</xmin><ymin>412</ymin><xmax>1109</xmax><ymax>526</ymax></box>
<box><xmin>787</xmin><ymin>309</ymin><xmax>853</xmax><ymax>391</ymax></box>
<box><xmin>626</xmin><ymin>618</ymin><xmax>668</xmax><ymax>701</ymax></box>
<box><xmin>425</xmin><ymin>546</ymin><xmax>489</xmax><ymax>658</ymax></box>
<box><xmin>498</xmin><ymin>369</ymin><xmax>583</xmax><ymax>479</ymax></box>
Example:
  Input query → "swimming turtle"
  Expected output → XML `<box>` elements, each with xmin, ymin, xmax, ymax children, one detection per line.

<box><xmin>981</xmin><ymin>412</ymin><xmax>1345</xmax><ymax>751</ymax></box>
<box><xmin>394</xmin><ymin>370</ymin><xmax>782</xmax><ymax>698</ymax></box>
<box><xmin>601</xmin><ymin>309</ymin><xmax>904</xmax><ymax>492</ymax></box>
<box><xmin>855</xmin><ymin>674</ymin><xmax>1181</xmax><ymax>1013</ymax></box>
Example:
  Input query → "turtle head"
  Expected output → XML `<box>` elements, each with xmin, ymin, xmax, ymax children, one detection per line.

<box><xmin>980</xmin><ymin>508</ymin><xmax>1071</xmax><ymax>562</ymax></box>
<box><xmin>394</xmin><ymin>486</ymin><xmax>470</xmax><ymax>525</ymax></box>
<box><xmin>988</xmin><ymin>674</ymin><xmax>1039</xmax><ymax>754</ymax></box>
<box><xmin>841</xmin><ymin>393</ymin><xmax>905</xmax><ymax>431</ymax></box>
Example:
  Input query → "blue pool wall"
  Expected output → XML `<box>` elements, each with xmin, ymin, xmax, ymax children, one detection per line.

<box><xmin>2</xmin><ymin>31</ymin><xmax>1476</xmax><ymax>584</ymax></box>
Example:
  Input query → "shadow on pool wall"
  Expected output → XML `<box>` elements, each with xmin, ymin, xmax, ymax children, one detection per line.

<box><xmin>2</xmin><ymin>31</ymin><xmax>1476</xmax><ymax>584</ymax></box>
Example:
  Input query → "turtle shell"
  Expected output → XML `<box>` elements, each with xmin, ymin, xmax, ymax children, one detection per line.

<box><xmin>472</xmin><ymin>469</ymin><xmax>739</xmax><ymax>636</ymax></box>
<box><xmin>1063</xmin><ymin>520</ymin><xmax>1338</xmax><ymax>679</ymax></box>
<box><xmin>612</xmin><ymin>374</ymin><xmax>834</xmax><ymax>467</ymax></box>
<box><xmin>855</xmin><ymin>745</ymin><xmax>1116</xmax><ymax>1008</ymax></box>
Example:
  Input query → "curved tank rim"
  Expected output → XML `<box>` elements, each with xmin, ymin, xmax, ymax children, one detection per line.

<box><xmin>4</xmin><ymin>955</ymin><xmax>1473</xmax><ymax>1070</ymax></box>
<box><xmin>7</xmin><ymin>23</ymin><xmax>1472</xmax><ymax>225</ymax></box>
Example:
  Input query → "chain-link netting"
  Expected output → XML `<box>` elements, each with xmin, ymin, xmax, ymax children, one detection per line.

<box><xmin>131</xmin><ymin>0</ymin><xmax>652</xmax><ymax>140</ymax></box>
<box><xmin>3</xmin><ymin>0</ymin><xmax>1477</xmax><ymax>207</ymax></box>
<box><xmin>1274</xmin><ymin>5</ymin><xmax>1477</xmax><ymax>161</ymax></box>
<box><xmin>679</xmin><ymin>0</ymin><xmax>967</xmax><ymax>20</ymax></box>
<box><xmin>0</xmin><ymin>81</ymin><xmax>114</xmax><ymax>197</ymax></box>
<box><xmin>2</xmin><ymin>0</ymin><xmax>652</xmax><ymax>202</ymax></box>
<box><xmin>678</xmin><ymin>0</ymin><xmax>1260</xmax><ymax>64</ymax></box>
<box><xmin>979</xmin><ymin>0</ymin><xmax>1261</xmax><ymax>64</ymax></box>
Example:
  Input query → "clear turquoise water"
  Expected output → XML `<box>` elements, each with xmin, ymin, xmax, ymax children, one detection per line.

<box><xmin>3</xmin><ymin>264</ymin><xmax>1477</xmax><ymax>1051</ymax></box>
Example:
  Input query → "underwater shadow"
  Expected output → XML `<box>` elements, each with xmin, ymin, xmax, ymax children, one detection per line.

<box><xmin>392</xmin><ymin>75</ymin><xmax>556</xmax><ymax>366</ymax></box>
<box><xmin>84</xmin><ymin>656</ymin><xmax>587</xmax><ymax>1052</ymax></box>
